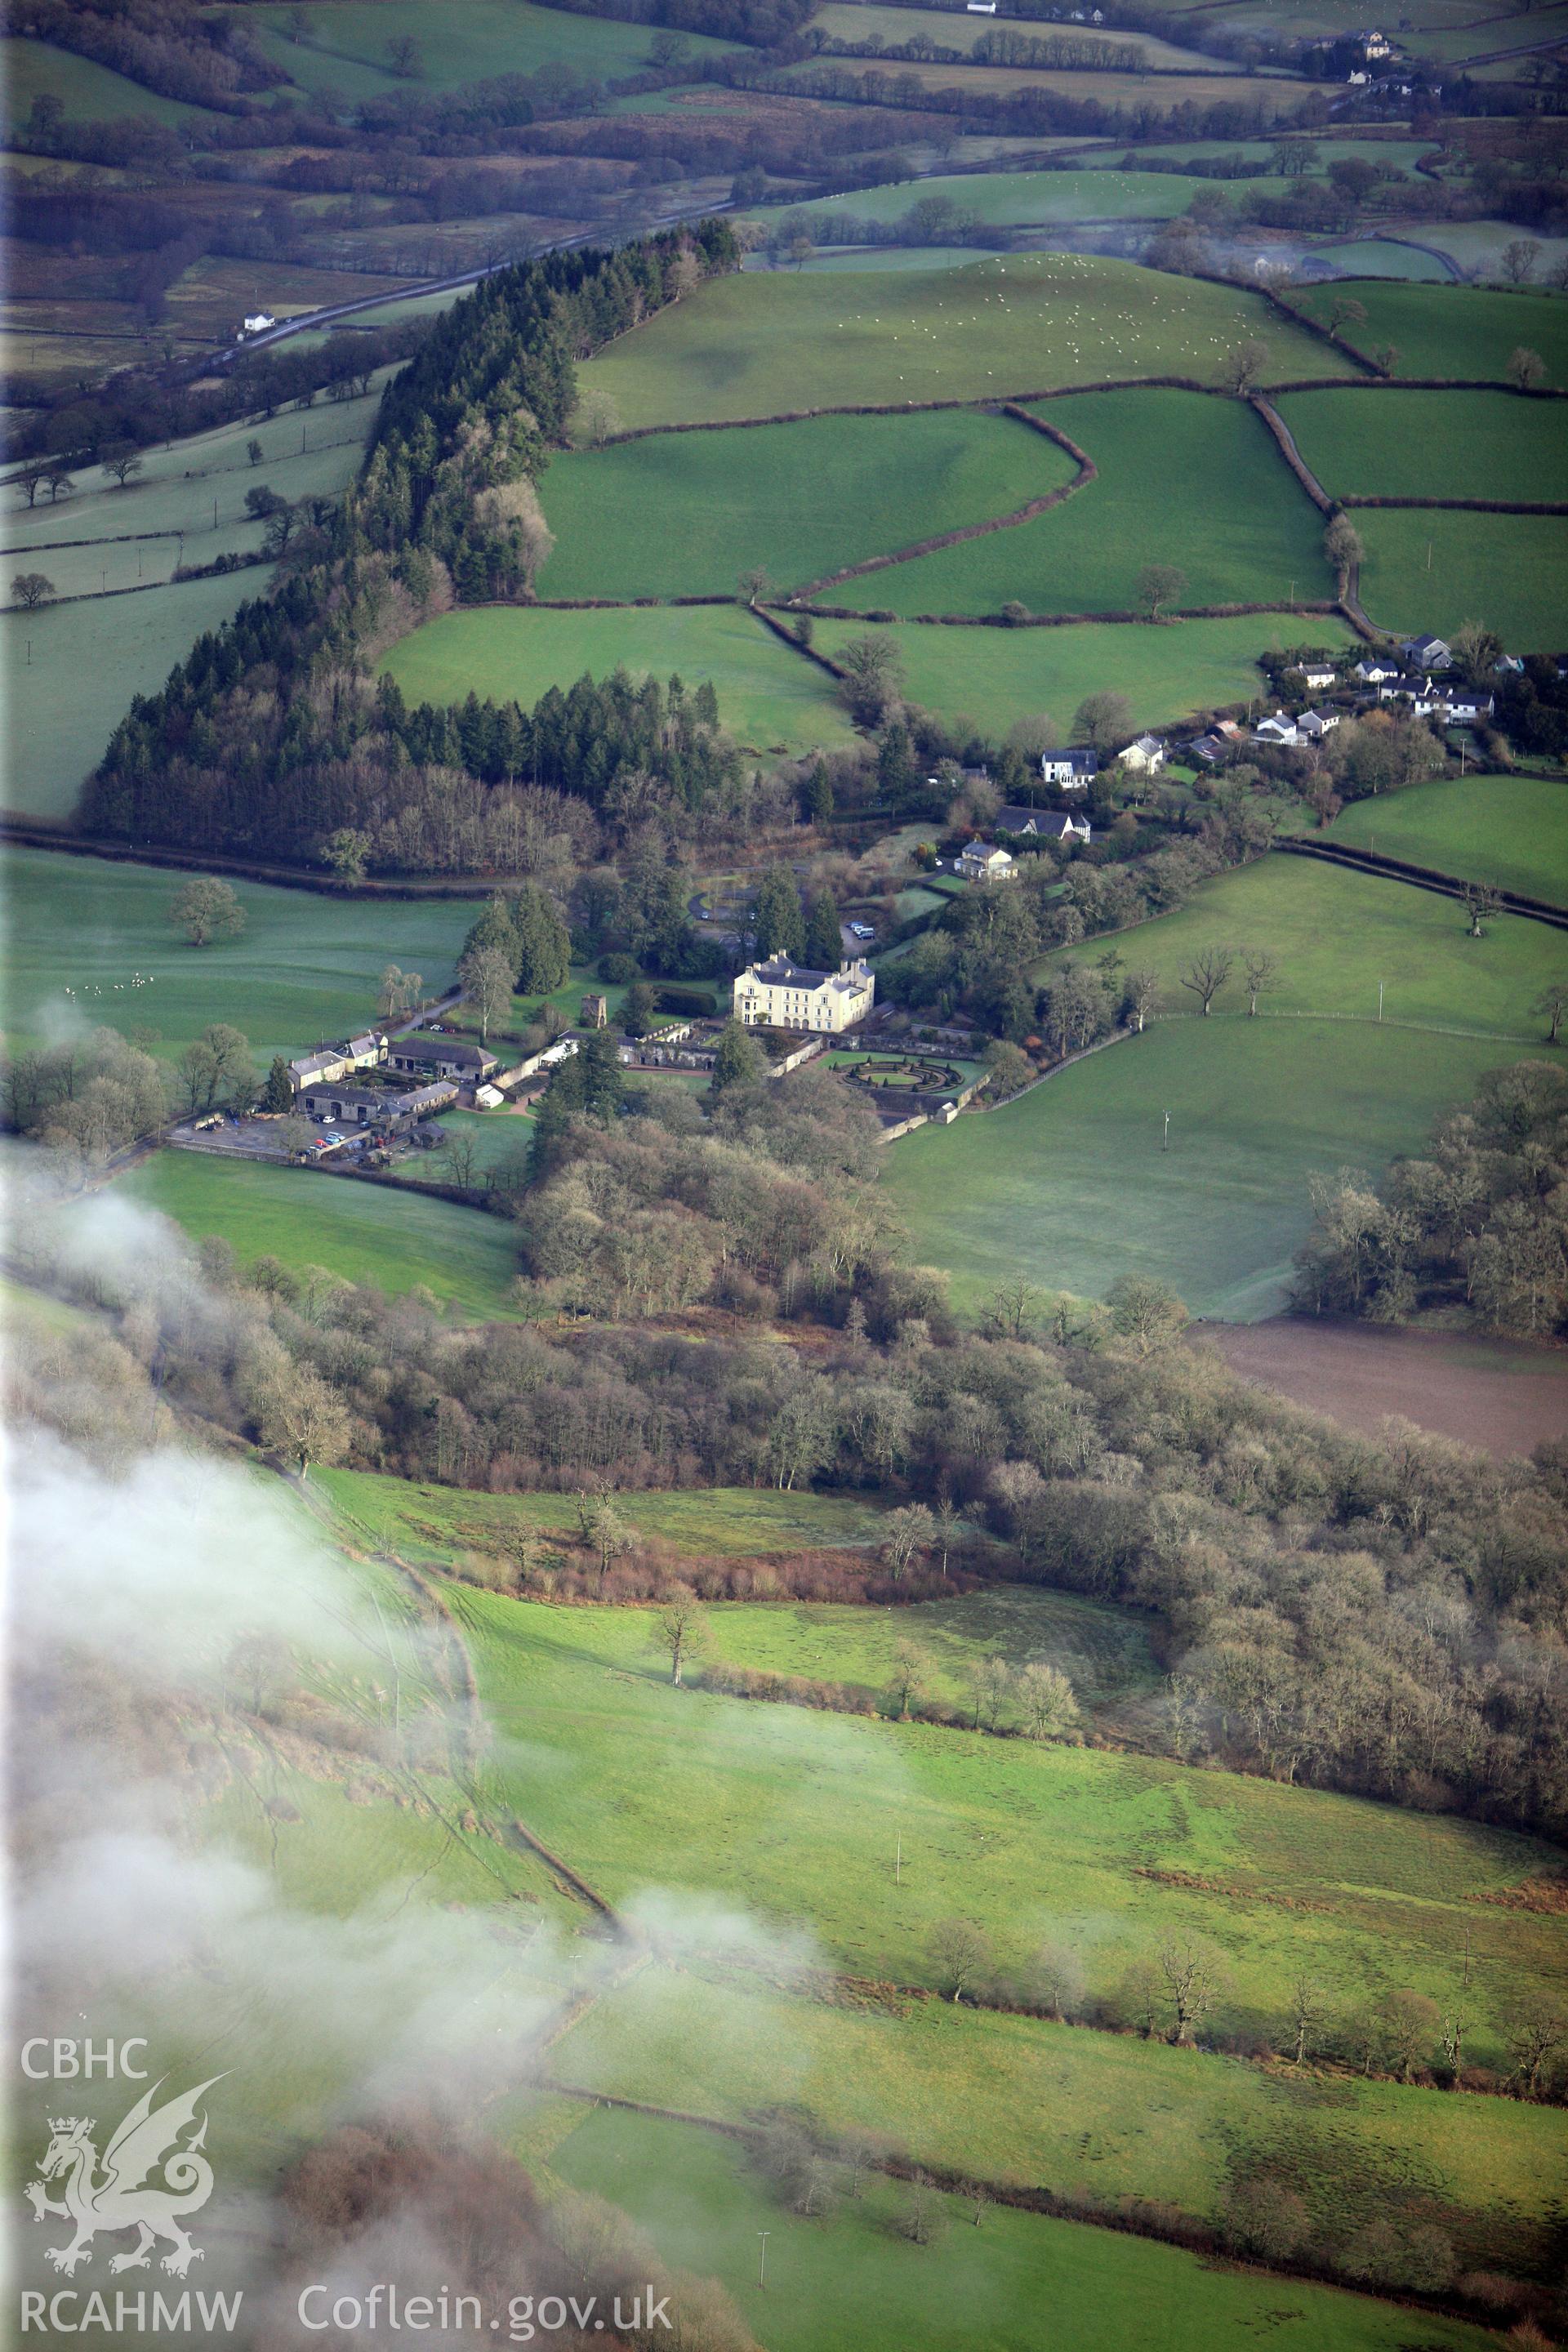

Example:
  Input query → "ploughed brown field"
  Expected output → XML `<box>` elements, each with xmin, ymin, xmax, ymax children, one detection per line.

<box><xmin>1194</xmin><ymin>1316</ymin><xmax>1568</xmax><ymax>1459</ymax></box>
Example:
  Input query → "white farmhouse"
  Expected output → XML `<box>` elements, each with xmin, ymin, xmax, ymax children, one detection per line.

<box><xmin>956</xmin><ymin>841</ymin><xmax>1017</xmax><ymax>883</ymax></box>
<box><xmin>1119</xmin><ymin>733</ymin><xmax>1167</xmax><ymax>773</ymax></box>
<box><xmin>733</xmin><ymin>953</ymin><xmax>875</xmax><ymax>1034</ymax></box>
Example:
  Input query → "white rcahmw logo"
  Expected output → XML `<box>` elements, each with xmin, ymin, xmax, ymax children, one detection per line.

<box><xmin>24</xmin><ymin>2075</ymin><xmax>225</xmax><ymax>2278</ymax></box>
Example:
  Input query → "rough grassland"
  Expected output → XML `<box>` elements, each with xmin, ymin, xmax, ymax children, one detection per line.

<box><xmin>2</xmin><ymin>572</ymin><xmax>270</xmax><ymax>819</ymax></box>
<box><xmin>809</xmin><ymin>613</ymin><xmax>1357</xmax><ymax>733</ymax></box>
<box><xmin>536</xmin><ymin>408</ymin><xmax>1076</xmax><ymax>602</ymax></box>
<box><xmin>1041</xmin><ymin>853</ymin><xmax>1566</xmax><ymax>1036</ymax></box>
<box><xmin>856</xmin><ymin>389</ymin><xmax>1333</xmax><ymax>616</ymax></box>
<box><xmin>454</xmin><ymin>1588</ymin><xmax>1566</xmax><ymax>2047</ymax></box>
<box><xmin>1294</xmin><ymin>278</ymin><xmax>1568</xmax><ymax>387</ymax></box>
<box><xmin>114</xmin><ymin>1151</ymin><xmax>521</xmax><ymax>1319</ymax></box>
<box><xmin>574</xmin><ymin>255</ymin><xmax>1356</xmax><ymax>433</ymax></box>
<box><xmin>380</xmin><ymin>604</ymin><xmax>854</xmax><ymax>755</ymax></box>
<box><xmin>800</xmin><ymin>167</ymin><xmax>1272</xmax><ymax>228</ymax></box>
<box><xmin>1354</xmin><ymin>506</ymin><xmax>1568</xmax><ymax>648</ymax></box>
<box><xmin>317</xmin><ymin>1464</ymin><xmax>891</xmax><ymax>1556</ymax></box>
<box><xmin>550</xmin><ymin>2106</ymin><xmax>1495</xmax><ymax>2352</ymax></box>
<box><xmin>1322</xmin><ymin>773</ymin><xmax>1568</xmax><ymax>902</ymax></box>
<box><xmin>1273</xmin><ymin>386</ymin><xmax>1568</xmax><ymax>504</ymax></box>
<box><xmin>2</xmin><ymin>846</ymin><xmax>468</xmax><ymax>1061</ymax></box>
<box><xmin>885</xmin><ymin>1020</ymin><xmax>1546</xmax><ymax>1320</ymax></box>
<box><xmin>557</xmin><ymin>1967</ymin><xmax>1566</xmax><ymax>2254</ymax></box>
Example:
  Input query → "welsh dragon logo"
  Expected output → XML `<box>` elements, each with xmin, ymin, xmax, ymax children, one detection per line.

<box><xmin>24</xmin><ymin>2074</ymin><xmax>225</xmax><ymax>2278</ymax></box>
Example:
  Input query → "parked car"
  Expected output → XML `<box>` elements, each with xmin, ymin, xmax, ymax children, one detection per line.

<box><xmin>848</xmin><ymin>922</ymin><xmax>875</xmax><ymax>942</ymax></box>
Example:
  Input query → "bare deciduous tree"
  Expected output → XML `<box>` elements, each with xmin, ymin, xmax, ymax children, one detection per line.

<box><xmin>883</xmin><ymin>1503</ymin><xmax>936</xmax><ymax>1579</ymax></box>
<box><xmin>1158</xmin><ymin>1936</ymin><xmax>1225</xmax><ymax>2045</ymax></box>
<box><xmin>657</xmin><ymin>1588</ymin><xmax>705</xmax><ymax>1686</ymax></box>
<box><xmin>1178</xmin><ymin>945</ymin><xmax>1234</xmax><ymax>1015</ymax></box>
<box><xmin>929</xmin><ymin>1918</ymin><xmax>990</xmax><ymax>2003</ymax></box>
<box><xmin>1242</xmin><ymin>947</ymin><xmax>1281</xmax><ymax>1015</ymax></box>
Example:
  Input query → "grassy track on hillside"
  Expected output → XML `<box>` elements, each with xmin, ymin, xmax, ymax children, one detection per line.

<box><xmin>2</xmin><ymin>846</ymin><xmax>468</xmax><ymax>1060</ymax></box>
<box><xmin>1041</xmin><ymin>853</ymin><xmax>1566</xmax><ymax>1035</ymax></box>
<box><xmin>557</xmin><ymin>1966</ymin><xmax>1566</xmax><ymax>2256</ymax></box>
<box><xmin>2</xmin><ymin>34</ymin><xmax>213</xmax><ymax>123</ymax></box>
<box><xmin>114</xmin><ymin>1151</ymin><xmax>522</xmax><ymax>1317</ymax></box>
<box><xmin>809</xmin><ymin>612</ymin><xmax>1356</xmax><ymax>733</ymax></box>
<box><xmin>1293</xmin><ymin>279</ymin><xmax>1568</xmax><ymax>386</ymax></box>
<box><xmin>454</xmin><ymin>1588</ymin><xmax>1566</xmax><ymax>2047</ymax></box>
<box><xmin>536</xmin><ymin>409</ymin><xmax>1076</xmax><ymax>603</ymax></box>
<box><xmin>317</xmin><ymin>1465</ymin><xmax>892</xmax><ymax>1557</ymax></box>
<box><xmin>550</xmin><ymin>2106</ymin><xmax>1496</xmax><ymax>2352</ymax></box>
<box><xmin>1272</xmin><ymin>386</ymin><xmax>1568</xmax><ymax>503</ymax></box>
<box><xmin>380</xmin><ymin>604</ymin><xmax>855</xmax><ymax>755</ymax></box>
<box><xmin>574</xmin><ymin>256</ymin><xmax>1356</xmax><ymax>433</ymax></box>
<box><xmin>885</xmin><ymin>1020</ymin><xmax>1548</xmax><ymax>1320</ymax></box>
<box><xmin>1354</xmin><ymin>506</ymin><xmax>1568</xmax><ymax>648</ymax></box>
<box><xmin>847</xmin><ymin>389</ymin><xmax>1333</xmax><ymax>616</ymax></box>
<box><xmin>1321</xmin><ymin>773</ymin><xmax>1568</xmax><ymax>902</ymax></box>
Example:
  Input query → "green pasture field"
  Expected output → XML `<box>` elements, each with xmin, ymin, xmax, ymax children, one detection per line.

<box><xmin>1</xmin><ymin>845</ymin><xmax>469</xmax><ymax>1062</ymax></box>
<box><xmin>1</xmin><ymin>34</ymin><xmax>214</xmax><ymax>126</ymax></box>
<box><xmin>210</xmin><ymin>1760</ymin><xmax>566</xmax><ymax>1922</ymax></box>
<box><xmin>1292</xmin><ymin>278</ymin><xmax>1568</xmax><ymax>386</ymax></box>
<box><xmin>1054</xmin><ymin>848</ymin><xmax>1566</xmax><ymax>1034</ymax></box>
<box><xmin>1422</xmin><ymin>222</ymin><xmax>1568</xmax><ymax>285</ymax></box>
<box><xmin>1</xmin><ymin>570</ymin><xmax>271</xmax><ymax>819</ymax></box>
<box><xmin>2</xmin><ymin>389</ymin><xmax>385</xmax><ymax>599</ymax></box>
<box><xmin>388</xmin><ymin>1105</ymin><xmax>533</xmax><ymax>1193</ymax></box>
<box><xmin>1164</xmin><ymin>0</ymin><xmax>1524</xmax><ymax>40</ymax></box>
<box><xmin>317</xmin><ymin>1464</ymin><xmax>892</xmax><ymax>1556</ymax></box>
<box><xmin>557</xmin><ymin>1966</ymin><xmax>1566</xmax><ymax>2259</ymax></box>
<box><xmin>885</xmin><ymin>1018</ymin><xmax>1552</xmax><ymax>1320</ymax></box>
<box><xmin>249</xmin><ymin>0</ymin><xmax>736</xmax><ymax>96</ymax></box>
<box><xmin>1076</xmin><ymin>135</ymin><xmax>1431</xmax><ymax>179</ymax></box>
<box><xmin>1272</xmin><ymin>385</ymin><xmax>1568</xmax><ymax>503</ymax></box>
<box><xmin>810</xmin><ymin>2</ymin><xmax>1242</xmax><ymax>72</ymax></box>
<box><xmin>1354</xmin><ymin>506</ymin><xmax>1568</xmax><ymax>648</ymax></box>
<box><xmin>112</xmin><ymin>1149</ymin><xmax>522</xmax><ymax>1318</ymax></box>
<box><xmin>536</xmin><ymin>409</ymin><xmax>1076</xmax><ymax>603</ymax></box>
<box><xmin>550</xmin><ymin>2105</ymin><xmax>1496</xmax><ymax>2352</ymax></box>
<box><xmin>787</xmin><ymin>56</ymin><xmax>1307</xmax><ymax>114</ymax></box>
<box><xmin>844</xmin><ymin>389</ymin><xmax>1333</xmax><ymax>617</ymax></box>
<box><xmin>454</xmin><ymin>1586</ymin><xmax>1566</xmax><ymax>2052</ymax></box>
<box><xmin>697</xmin><ymin>1586</ymin><xmax>1161</xmax><ymax>1716</ymax></box>
<box><xmin>800</xmin><ymin>167</ymin><xmax>1276</xmax><ymax>229</ymax></box>
<box><xmin>1322</xmin><ymin>773</ymin><xmax>1568</xmax><ymax>902</ymax></box>
<box><xmin>810</xmin><ymin>612</ymin><xmax>1358</xmax><ymax>733</ymax></box>
<box><xmin>1316</xmin><ymin>238</ymin><xmax>1454</xmax><ymax>282</ymax></box>
<box><xmin>572</xmin><ymin>255</ymin><xmax>1357</xmax><ymax>433</ymax></box>
<box><xmin>775</xmin><ymin>244</ymin><xmax>1015</xmax><ymax>274</ymax></box>
<box><xmin>380</xmin><ymin>604</ymin><xmax>855</xmax><ymax>755</ymax></box>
